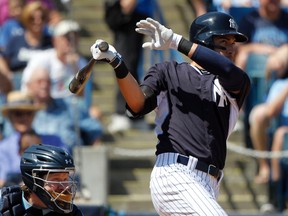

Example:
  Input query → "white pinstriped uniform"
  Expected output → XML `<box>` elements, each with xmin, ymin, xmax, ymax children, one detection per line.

<box><xmin>150</xmin><ymin>153</ymin><xmax>227</xmax><ymax>216</ymax></box>
<box><xmin>133</xmin><ymin>45</ymin><xmax>250</xmax><ymax>215</ymax></box>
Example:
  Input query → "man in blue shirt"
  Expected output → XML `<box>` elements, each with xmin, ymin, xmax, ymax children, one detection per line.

<box><xmin>23</xmin><ymin>64</ymin><xmax>103</xmax><ymax>148</ymax></box>
<box><xmin>0</xmin><ymin>91</ymin><xmax>66</xmax><ymax>188</ymax></box>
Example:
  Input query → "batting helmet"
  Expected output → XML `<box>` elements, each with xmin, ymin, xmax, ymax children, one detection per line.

<box><xmin>189</xmin><ymin>12</ymin><xmax>247</xmax><ymax>49</ymax></box>
<box><xmin>20</xmin><ymin>144</ymin><xmax>77</xmax><ymax>214</ymax></box>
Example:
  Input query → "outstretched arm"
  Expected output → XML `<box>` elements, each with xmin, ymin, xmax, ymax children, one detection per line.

<box><xmin>135</xmin><ymin>17</ymin><xmax>248</xmax><ymax>82</ymax></box>
<box><xmin>136</xmin><ymin>18</ymin><xmax>250</xmax><ymax>107</ymax></box>
<box><xmin>90</xmin><ymin>40</ymin><xmax>145</xmax><ymax>113</ymax></box>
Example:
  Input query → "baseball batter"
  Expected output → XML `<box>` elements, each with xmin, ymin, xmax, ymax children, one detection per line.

<box><xmin>91</xmin><ymin>12</ymin><xmax>250</xmax><ymax>215</ymax></box>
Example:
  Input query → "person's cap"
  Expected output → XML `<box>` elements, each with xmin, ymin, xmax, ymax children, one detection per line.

<box><xmin>1</xmin><ymin>91</ymin><xmax>44</xmax><ymax>116</ymax></box>
<box><xmin>52</xmin><ymin>20</ymin><xmax>80</xmax><ymax>36</ymax></box>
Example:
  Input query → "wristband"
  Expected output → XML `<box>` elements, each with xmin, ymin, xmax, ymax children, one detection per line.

<box><xmin>178</xmin><ymin>38</ymin><xmax>193</xmax><ymax>56</ymax></box>
<box><xmin>109</xmin><ymin>53</ymin><xmax>122</xmax><ymax>68</ymax></box>
<box><xmin>114</xmin><ymin>61</ymin><xmax>129</xmax><ymax>79</ymax></box>
<box><xmin>170</xmin><ymin>33</ymin><xmax>182</xmax><ymax>50</ymax></box>
<box><xmin>109</xmin><ymin>53</ymin><xmax>129</xmax><ymax>79</ymax></box>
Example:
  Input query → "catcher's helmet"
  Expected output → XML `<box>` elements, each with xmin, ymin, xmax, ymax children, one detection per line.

<box><xmin>189</xmin><ymin>12</ymin><xmax>247</xmax><ymax>49</ymax></box>
<box><xmin>20</xmin><ymin>144</ymin><xmax>77</xmax><ymax>214</ymax></box>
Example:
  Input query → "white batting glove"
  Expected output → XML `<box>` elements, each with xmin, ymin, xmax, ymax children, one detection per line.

<box><xmin>90</xmin><ymin>39</ymin><xmax>120</xmax><ymax>62</ymax></box>
<box><xmin>135</xmin><ymin>18</ymin><xmax>182</xmax><ymax>50</ymax></box>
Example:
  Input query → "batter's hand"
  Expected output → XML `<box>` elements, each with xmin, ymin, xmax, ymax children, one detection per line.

<box><xmin>90</xmin><ymin>39</ymin><xmax>120</xmax><ymax>62</ymax></box>
<box><xmin>135</xmin><ymin>18</ymin><xmax>182</xmax><ymax>50</ymax></box>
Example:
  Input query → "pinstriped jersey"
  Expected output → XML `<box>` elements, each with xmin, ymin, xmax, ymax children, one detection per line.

<box><xmin>140</xmin><ymin>47</ymin><xmax>250</xmax><ymax>169</ymax></box>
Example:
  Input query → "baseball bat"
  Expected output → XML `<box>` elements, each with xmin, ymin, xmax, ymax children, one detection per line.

<box><xmin>69</xmin><ymin>41</ymin><xmax>109</xmax><ymax>94</ymax></box>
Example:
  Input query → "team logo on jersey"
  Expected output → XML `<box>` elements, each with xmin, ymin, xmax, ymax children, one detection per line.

<box><xmin>213</xmin><ymin>79</ymin><xmax>228</xmax><ymax>107</ymax></box>
<box><xmin>229</xmin><ymin>18</ymin><xmax>237</xmax><ymax>30</ymax></box>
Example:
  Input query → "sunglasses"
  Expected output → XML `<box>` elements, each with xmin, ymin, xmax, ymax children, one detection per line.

<box><xmin>29</xmin><ymin>14</ymin><xmax>45</xmax><ymax>23</ymax></box>
<box><xmin>10</xmin><ymin>110</ymin><xmax>35</xmax><ymax>117</ymax></box>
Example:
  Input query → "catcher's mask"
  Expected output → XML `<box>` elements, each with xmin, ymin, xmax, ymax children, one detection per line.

<box><xmin>20</xmin><ymin>144</ymin><xmax>77</xmax><ymax>213</ymax></box>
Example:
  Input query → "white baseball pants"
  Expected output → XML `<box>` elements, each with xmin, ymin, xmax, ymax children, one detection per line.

<box><xmin>150</xmin><ymin>152</ymin><xmax>227</xmax><ymax>216</ymax></box>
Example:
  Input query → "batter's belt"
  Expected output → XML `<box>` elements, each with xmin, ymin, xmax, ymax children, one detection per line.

<box><xmin>177</xmin><ymin>154</ymin><xmax>221</xmax><ymax>179</ymax></box>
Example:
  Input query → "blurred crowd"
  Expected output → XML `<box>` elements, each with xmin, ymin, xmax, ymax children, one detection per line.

<box><xmin>0</xmin><ymin>0</ymin><xmax>104</xmax><ymax>188</ymax></box>
<box><xmin>0</xmin><ymin>0</ymin><xmax>288</xmax><ymax>213</ymax></box>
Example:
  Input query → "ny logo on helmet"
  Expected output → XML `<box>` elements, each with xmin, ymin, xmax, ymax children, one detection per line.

<box><xmin>229</xmin><ymin>18</ymin><xmax>237</xmax><ymax>30</ymax></box>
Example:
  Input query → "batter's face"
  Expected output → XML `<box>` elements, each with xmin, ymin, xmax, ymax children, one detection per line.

<box><xmin>212</xmin><ymin>35</ymin><xmax>237</xmax><ymax>61</ymax></box>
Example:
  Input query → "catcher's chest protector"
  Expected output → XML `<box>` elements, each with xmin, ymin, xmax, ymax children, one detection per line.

<box><xmin>0</xmin><ymin>186</ymin><xmax>26</xmax><ymax>216</ymax></box>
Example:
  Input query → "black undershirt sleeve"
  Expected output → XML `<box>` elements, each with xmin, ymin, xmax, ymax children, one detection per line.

<box><xmin>177</xmin><ymin>37</ymin><xmax>250</xmax><ymax>108</ymax></box>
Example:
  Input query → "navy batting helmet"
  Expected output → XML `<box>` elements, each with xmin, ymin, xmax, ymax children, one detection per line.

<box><xmin>189</xmin><ymin>12</ymin><xmax>247</xmax><ymax>49</ymax></box>
<box><xmin>20</xmin><ymin>144</ymin><xmax>77</xmax><ymax>214</ymax></box>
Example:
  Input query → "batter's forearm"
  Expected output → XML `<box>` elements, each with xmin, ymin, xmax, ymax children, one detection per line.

<box><xmin>116</xmin><ymin>68</ymin><xmax>145</xmax><ymax>113</ymax></box>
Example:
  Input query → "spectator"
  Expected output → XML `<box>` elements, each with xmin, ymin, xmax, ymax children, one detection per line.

<box><xmin>0</xmin><ymin>0</ymin><xmax>64</xmax><ymax>52</ymax></box>
<box><xmin>18</xmin><ymin>129</ymin><xmax>41</xmax><ymax>155</ymax></box>
<box><xmin>271</xmin><ymin>126</ymin><xmax>288</xmax><ymax>182</ymax></box>
<box><xmin>282</xmin><ymin>0</ymin><xmax>288</xmax><ymax>6</ymax></box>
<box><xmin>265</xmin><ymin>44</ymin><xmax>288</xmax><ymax>80</ymax></box>
<box><xmin>0</xmin><ymin>91</ymin><xmax>67</xmax><ymax>188</ymax></box>
<box><xmin>23</xmin><ymin>65</ymin><xmax>103</xmax><ymax>148</ymax></box>
<box><xmin>0</xmin><ymin>1</ymin><xmax>52</xmax><ymax>90</ymax></box>
<box><xmin>235</xmin><ymin>0</ymin><xmax>288</xmax><ymax>153</ymax></box>
<box><xmin>188</xmin><ymin>0</ymin><xmax>214</xmax><ymax>17</ymax></box>
<box><xmin>215</xmin><ymin>0</ymin><xmax>259</xmax><ymax>13</ymax></box>
<box><xmin>0</xmin><ymin>0</ymin><xmax>9</xmax><ymax>27</ymax></box>
<box><xmin>26</xmin><ymin>0</ymin><xmax>63</xmax><ymax>32</ymax></box>
<box><xmin>0</xmin><ymin>71</ymin><xmax>12</xmax><ymax>106</ymax></box>
<box><xmin>0</xmin><ymin>0</ymin><xmax>63</xmax><ymax>28</ymax></box>
<box><xmin>250</xmin><ymin>78</ymin><xmax>288</xmax><ymax>184</ymax></box>
<box><xmin>0</xmin><ymin>0</ymin><xmax>19</xmax><ymax>104</ymax></box>
<box><xmin>21</xmin><ymin>19</ymin><xmax>97</xmax><ymax>116</ymax></box>
<box><xmin>270</xmin><ymin>124</ymin><xmax>288</xmax><ymax>212</ymax></box>
<box><xmin>104</xmin><ymin>0</ymin><xmax>154</xmax><ymax>134</ymax></box>
<box><xmin>0</xmin><ymin>144</ymin><xmax>83</xmax><ymax>215</ymax></box>
<box><xmin>0</xmin><ymin>0</ymin><xmax>25</xmax><ymax>51</ymax></box>
<box><xmin>3</xmin><ymin>130</ymin><xmax>41</xmax><ymax>187</ymax></box>
<box><xmin>188</xmin><ymin>0</ymin><xmax>259</xmax><ymax>17</ymax></box>
<box><xmin>236</xmin><ymin>0</ymin><xmax>288</xmax><ymax>70</ymax></box>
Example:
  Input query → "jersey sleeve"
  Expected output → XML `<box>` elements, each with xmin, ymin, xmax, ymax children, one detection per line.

<box><xmin>191</xmin><ymin>45</ymin><xmax>251</xmax><ymax>108</ymax></box>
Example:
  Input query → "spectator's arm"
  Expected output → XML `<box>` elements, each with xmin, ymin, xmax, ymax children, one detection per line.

<box><xmin>0</xmin><ymin>56</ymin><xmax>12</xmax><ymax>81</ymax></box>
<box><xmin>265</xmin><ymin>44</ymin><xmax>288</xmax><ymax>79</ymax></box>
<box><xmin>235</xmin><ymin>43</ymin><xmax>277</xmax><ymax>69</ymax></box>
<box><xmin>267</xmin><ymin>85</ymin><xmax>288</xmax><ymax>118</ymax></box>
<box><xmin>190</xmin><ymin>0</ymin><xmax>207</xmax><ymax>17</ymax></box>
